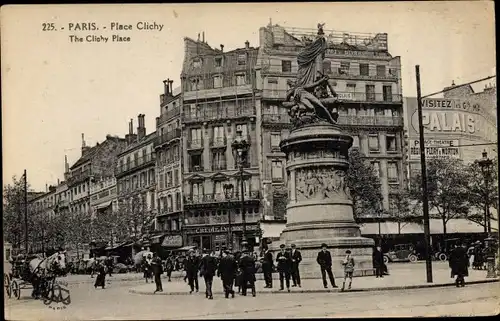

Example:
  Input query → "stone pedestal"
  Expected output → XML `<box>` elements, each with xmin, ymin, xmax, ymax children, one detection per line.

<box><xmin>271</xmin><ymin>123</ymin><xmax>375</xmax><ymax>278</ymax></box>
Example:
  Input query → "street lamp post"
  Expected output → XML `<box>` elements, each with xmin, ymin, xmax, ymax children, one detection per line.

<box><xmin>223</xmin><ymin>183</ymin><xmax>234</xmax><ymax>249</ymax></box>
<box><xmin>231</xmin><ymin>129</ymin><xmax>251</xmax><ymax>247</ymax></box>
<box><xmin>476</xmin><ymin>150</ymin><xmax>493</xmax><ymax>236</ymax></box>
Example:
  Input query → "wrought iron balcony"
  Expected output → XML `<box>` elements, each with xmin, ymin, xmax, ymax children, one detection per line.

<box><xmin>154</xmin><ymin>128</ymin><xmax>181</xmax><ymax>148</ymax></box>
<box><xmin>337</xmin><ymin>115</ymin><xmax>404</xmax><ymax>127</ymax></box>
<box><xmin>115</xmin><ymin>153</ymin><xmax>156</xmax><ymax>176</ymax></box>
<box><xmin>184</xmin><ymin>191</ymin><xmax>260</xmax><ymax>205</ymax></box>
<box><xmin>261</xmin><ymin>89</ymin><xmax>402</xmax><ymax>103</ymax></box>
<box><xmin>187</xmin><ymin>138</ymin><xmax>204</xmax><ymax>150</ymax></box>
<box><xmin>157</xmin><ymin>108</ymin><xmax>181</xmax><ymax>126</ymax></box>
<box><xmin>210</xmin><ymin>136</ymin><xmax>227</xmax><ymax>148</ymax></box>
<box><xmin>262</xmin><ymin>113</ymin><xmax>291</xmax><ymax>124</ymax></box>
<box><xmin>183</xmin><ymin>105</ymin><xmax>256</xmax><ymax>123</ymax></box>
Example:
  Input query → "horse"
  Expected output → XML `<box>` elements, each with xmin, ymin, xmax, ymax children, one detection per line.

<box><xmin>29</xmin><ymin>251</ymin><xmax>67</xmax><ymax>299</ymax></box>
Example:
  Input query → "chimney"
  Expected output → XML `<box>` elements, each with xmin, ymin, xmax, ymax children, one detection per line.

<box><xmin>125</xmin><ymin>118</ymin><xmax>137</xmax><ymax>145</ymax></box>
<box><xmin>169</xmin><ymin>80</ymin><xmax>174</xmax><ymax>95</ymax></box>
<box><xmin>64</xmin><ymin>155</ymin><xmax>69</xmax><ymax>173</ymax></box>
<box><xmin>46</xmin><ymin>184</ymin><xmax>48</xmax><ymax>192</ymax></box>
<box><xmin>197</xmin><ymin>33</ymin><xmax>200</xmax><ymax>42</ymax></box>
<box><xmin>57</xmin><ymin>178</ymin><xmax>60</xmax><ymax>185</ymax></box>
<box><xmin>245</xmin><ymin>40</ymin><xmax>250</xmax><ymax>49</ymax></box>
<box><xmin>137</xmin><ymin>114</ymin><xmax>146</xmax><ymax>141</ymax></box>
<box><xmin>451</xmin><ymin>80</ymin><xmax>455</xmax><ymax>86</ymax></box>
<box><xmin>202</xmin><ymin>31</ymin><xmax>205</xmax><ymax>43</ymax></box>
<box><xmin>220</xmin><ymin>44</ymin><xmax>224</xmax><ymax>52</ymax></box>
<box><xmin>81</xmin><ymin>133</ymin><xmax>91</xmax><ymax>156</ymax></box>
<box><xmin>163</xmin><ymin>79</ymin><xmax>170</xmax><ymax>96</ymax></box>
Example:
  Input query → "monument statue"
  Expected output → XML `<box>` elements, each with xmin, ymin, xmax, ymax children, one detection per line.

<box><xmin>273</xmin><ymin>23</ymin><xmax>375</xmax><ymax>279</ymax></box>
<box><xmin>283</xmin><ymin>24</ymin><xmax>340</xmax><ymax>128</ymax></box>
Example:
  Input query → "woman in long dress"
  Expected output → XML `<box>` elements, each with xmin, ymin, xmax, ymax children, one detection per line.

<box><xmin>94</xmin><ymin>261</ymin><xmax>106</xmax><ymax>289</ymax></box>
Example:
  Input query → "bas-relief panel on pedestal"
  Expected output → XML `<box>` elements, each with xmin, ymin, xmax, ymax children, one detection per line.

<box><xmin>295</xmin><ymin>166</ymin><xmax>350</xmax><ymax>201</ymax></box>
<box><xmin>288</xmin><ymin>150</ymin><xmax>345</xmax><ymax>162</ymax></box>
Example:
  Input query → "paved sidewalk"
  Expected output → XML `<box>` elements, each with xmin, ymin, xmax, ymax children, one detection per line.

<box><xmin>60</xmin><ymin>271</ymin><xmax>185</xmax><ymax>284</ymax></box>
<box><xmin>129</xmin><ymin>263</ymin><xmax>499</xmax><ymax>295</ymax></box>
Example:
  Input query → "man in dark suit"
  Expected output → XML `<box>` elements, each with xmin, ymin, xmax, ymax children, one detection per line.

<box><xmin>184</xmin><ymin>249</ymin><xmax>200</xmax><ymax>294</ymax></box>
<box><xmin>316</xmin><ymin>243</ymin><xmax>338</xmax><ymax>288</ymax></box>
<box><xmin>239</xmin><ymin>242</ymin><xmax>257</xmax><ymax>297</ymax></box>
<box><xmin>151</xmin><ymin>252</ymin><xmax>163</xmax><ymax>293</ymax></box>
<box><xmin>199</xmin><ymin>249</ymin><xmax>218</xmax><ymax>299</ymax></box>
<box><xmin>290</xmin><ymin>244</ymin><xmax>302</xmax><ymax>287</ymax></box>
<box><xmin>217</xmin><ymin>248</ymin><xmax>237</xmax><ymax>298</ymax></box>
<box><xmin>276</xmin><ymin>244</ymin><xmax>292</xmax><ymax>292</ymax></box>
<box><xmin>372</xmin><ymin>246</ymin><xmax>385</xmax><ymax>278</ymax></box>
<box><xmin>261</xmin><ymin>246</ymin><xmax>274</xmax><ymax>288</ymax></box>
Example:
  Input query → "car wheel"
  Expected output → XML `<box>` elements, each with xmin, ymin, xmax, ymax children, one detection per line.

<box><xmin>438</xmin><ymin>253</ymin><xmax>447</xmax><ymax>261</ymax></box>
<box><xmin>383</xmin><ymin>255</ymin><xmax>389</xmax><ymax>264</ymax></box>
<box><xmin>409</xmin><ymin>254</ymin><xmax>418</xmax><ymax>263</ymax></box>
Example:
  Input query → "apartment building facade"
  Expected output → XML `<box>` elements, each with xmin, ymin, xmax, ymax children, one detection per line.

<box><xmin>154</xmin><ymin>79</ymin><xmax>183</xmax><ymax>247</ymax></box>
<box><xmin>180</xmin><ymin>36</ymin><xmax>261</xmax><ymax>251</ymax></box>
<box><xmin>115</xmin><ymin>116</ymin><xmax>157</xmax><ymax>240</ymax></box>
<box><xmin>90</xmin><ymin>177</ymin><xmax>118</xmax><ymax>215</ymax></box>
<box><xmin>66</xmin><ymin>134</ymin><xmax>127</xmax><ymax>216</ymax></box>
<box><xmin>255</xmin><ymin>24</ymin><xmax>406</xmax><ymax>217</ymax></box>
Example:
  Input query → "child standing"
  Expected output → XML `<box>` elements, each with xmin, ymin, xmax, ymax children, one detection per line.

<box><xmin>341</xmin><ymin>250</ymin><xmax>355</xmax><ymax>291</ymax></box>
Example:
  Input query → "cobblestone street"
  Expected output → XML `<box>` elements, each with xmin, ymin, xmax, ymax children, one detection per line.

<box><xmin>5</xmin><ymin>263</ymin><xmax>499</xmax><ymax>319</ymax></box>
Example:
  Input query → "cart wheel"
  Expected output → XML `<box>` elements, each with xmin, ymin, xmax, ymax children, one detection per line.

<box><xmin>438</xmin><ymin>253</ymin><xmax>447</xmax><ymax>261</ymax></box>
<box><xmin>409</xmin><ymin>254</ymin><xmax>418</xmax><ymax>263</ymax></box>
<box><xmin>383</xmin><ymin>255</ymin><xmax>389</xmax><ymax>264</ymax></box>
<box><xmin>11</xmin><ymin>280</ymin><xmax>20</xmax><ymax>299</ymax></box>
<box><xmin>4</xmin><ymin>274</ymin><xmax>12</xmax><ymax>298</ymax></box>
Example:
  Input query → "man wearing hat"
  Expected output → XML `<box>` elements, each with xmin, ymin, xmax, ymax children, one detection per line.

<box><xmin>199</xmin><ymin>248</ymin><xmax>218</xmax><ymax>299</ymax></box>
<box><xmin>184</xmin><ymin>249</ymin><xmax>200</xmax><ymax>294</ymax></box>
<box><xmin>238</xmin><ymin>242</ymin><xmax>257</xmax><ymax>297</ymax></box>
<box><xmin>217</xmin><ymin>247</ymin><xmax>237</xmax><ymax>298</ymax></box>
<box><xmin>276</xmin><ymin>244</ymin><xmax>292</xmax><ymax>292</ymax></box>
<box><xmin>316</xmin><ymin>243</ymin><xmax>338</xmax><ymax>288</ymax></box>
<box><xmin>290</xmin><ymin>244</ymin><xmax>302</xmax><ymax>288</ymax></box>
<box><xmin>261</xmin><ymin>245</ymin><xmax>274</xmax><ymax>288</ymax></box>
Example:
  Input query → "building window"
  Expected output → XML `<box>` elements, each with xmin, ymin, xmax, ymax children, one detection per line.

<box><xmin>322</xmin><ymin>60</ymin><xmax>332</xmax><ymax>74</ymax></box>
<box><xmin>167</xmin><ymin>195</ymin><xmax>173</xmax><ymax>211</ymax></box>
<box><xmin>339</xmin><ymin>61</ymin><xmax>350</xmax><ymax>75</ymax></box>
<box><xmin>387</xmin><ymin>162</ymin><xmax>399</xmax><ymax>182</ymax></box>
<box><xmin>386</xmin><ymin>135</ymin><xmax>397</xmax><ymax>152</ymax></box>
<box><xmin>376</xmin><ymin>65</ymin><xmax>386</xmax><ymax>77</ymax></box>
<box><xmin>192</xmin><ymin>58</ymin><xmax>202</xmax><ymax>68</ymax></box>
<box><xmin>190</xmin><ymin>78</ymin><xmax>201</xmax><ymax>91</ymax></box>
<box><xmin>190</xmin><ymin>128</ymin><xmax>203</xmax><ymax>148</ymax></box>
<box><xmin>236</xmin><ymin>124</ymin><xmax>248</xmax><ymax>138</ymax></box>
<box><xmin>191</xmin><ymin>183</ymin><xmax>203</xmax><ymax>199</ymax></box>
<box><xmin>176</xmin><ymin>192</ymin><xmax>181</xmax><ymax>210</ymax></box>
<box><xmin>215</xmin><ymin>57</ymin><xmax>223</xmax><ymax>67</ymax></box>
<box><xmin>150</xmin><ymin>193</ymin><xmax>155</xmax><ymax>211</ymax></box>
<box><xmin>268</xmin><ymin>104</ymin><xmax>279</xmax><ymax>115</ymax></box>
<box><xmin>214</xmin><ymin>181</ymin><xmax>223</xmax><ymax>197</ymax></box>
<box><xmin>237</xmin><ymin>54</ymin><xmax>247</xmax><ymax>65</ymax></box>
<box><xmin>389</xmin><ymin>195</ymin><xmax>397</xmax><ymax>212</ymax></box>
<box><xmin>236</xmin><ymin>74</ymin><xmax>246</xmax><ymax>86</ymax></box>
<box><xmin>282</xmin><ymin>60</ymin><xmax>292</xmax><ymax>73</ymax></box>
<box><xmin>371</xmin><ymin>161</ymin><xmax>381</xmax><ymax>178</ymax></box>
<box><xmin>383</xmin><ymin>85</ymin><xmax>393</xmax><ymax>102</ymax></box>
<box><xmin>213</xmin><ymin>126</ymin><xmax>224</xmax><ymax>140</ymax></box>
<box><xmin>213</xmin><ymin>75</ymin><xmax>222</xmax><ymax>88</ymax></box>
<box><xmin>359</xmin><ymin>63</ymin><xmax>369</xmax><ymax>76</ymax></box>
<box><xmin>174</xmin><ymin>169</ymin><xmax>179</xmax><ymax>186</ymax></box>
<box><xmin>271</xmin><ymin>160</ymin><xmax>284</xmax><ymax>180</ymax></box>
<box><xmin>366</xmin><ymin>85</ymin><xmax>376</xmax><ymax>101</ymax></box>
<box><xmin>352</xmin><ymin>135</ymin><xmax>360</xmax><ymax>149</ymax></box>
<box><xmin>190</xmin><ymin>154</ymin><xmax>203</xmax><ymax>171</ymax></box>
<box><xmin>212</xmin><ymin>151</ymin><xmax>226</xmax><ymax>170</ymax></box>
<box><xmin>167</xmin><ymin>172</ymin><xmax>172</xmax><ymax>187</ymax></box>
<box><xmin>368</xmin><ymin>134</ymin><xmax>379</xmax><ymax>152</ymax></box>
<box><xmin>271</xmin><ymin>133</ymin><xmax>281</xmax><ymax>149</ymax></box>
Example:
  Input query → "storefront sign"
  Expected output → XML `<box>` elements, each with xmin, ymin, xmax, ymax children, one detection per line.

<box><xmin>161</xmin><ymin>235</ymin><xmax>183</xmax><ymax>247</ymax></box>
<box><xmin>337</xmin><ymin>92</ymin><xmax>353</xmax><ymax>100</ymax></box>
<box><xmin>409</xmin><ymin>139</ymin><xmax>460</xmax><ymax>160</ymax></box>
<box><xmin>185</xmin><ymin>224</ymin><xmax>259</xmax><ymax>235</ymax></box>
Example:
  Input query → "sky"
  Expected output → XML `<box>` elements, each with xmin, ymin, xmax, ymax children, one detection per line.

<box><xmin>1</xmin><ymin>2</ymin><xmax>496</xmax><ymax>191</ymax></box>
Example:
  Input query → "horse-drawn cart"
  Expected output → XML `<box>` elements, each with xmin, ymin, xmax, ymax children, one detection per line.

<box><xmin>4</xmin><ymin>252</ymin><xmax>69</xmax><ymax>304</ymax></box>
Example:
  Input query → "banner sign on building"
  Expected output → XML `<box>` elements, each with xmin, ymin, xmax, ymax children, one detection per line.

<box><xmin>337</xmin><ymin>92</ymin><xmax>354</xmax><ymax>100</ymax></box>
<box><xmin>161</xmin><ymin>235</ymin><xmax>183</xmax><ymax>248</ymax></box>
<box><xmin>409</xmin><ymin>139</ymin><xmax>460</xmax><ymax>160</ymax></box>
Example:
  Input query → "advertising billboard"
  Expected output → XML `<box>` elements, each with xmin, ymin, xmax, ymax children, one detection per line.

<box><xmin>405</xmin><ymin>97</ymin><xmax>497</xmax><ymax>143</ymax></box>
<box><xmin>409</xmin><ymin>139</ymin><xmax>460</xmax><ymax>160</ymax></box>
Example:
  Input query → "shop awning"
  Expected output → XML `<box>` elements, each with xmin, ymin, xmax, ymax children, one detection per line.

<box><xmin>95</xmin><ymin>201</ymin><xmax>112</xmax><ymax>210</ymax></box>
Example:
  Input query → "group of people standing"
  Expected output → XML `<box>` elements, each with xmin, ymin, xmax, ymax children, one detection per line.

<box><xmin>182</xmin><ymin>243</ymin><xmax>257</xmax><ymax>299</ymax></box>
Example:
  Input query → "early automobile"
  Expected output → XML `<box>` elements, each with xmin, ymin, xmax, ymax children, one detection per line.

<box><xmin>383</xmin><ymin>244</ymin><xmax>419</xmax><ymax>263</ymax></box>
